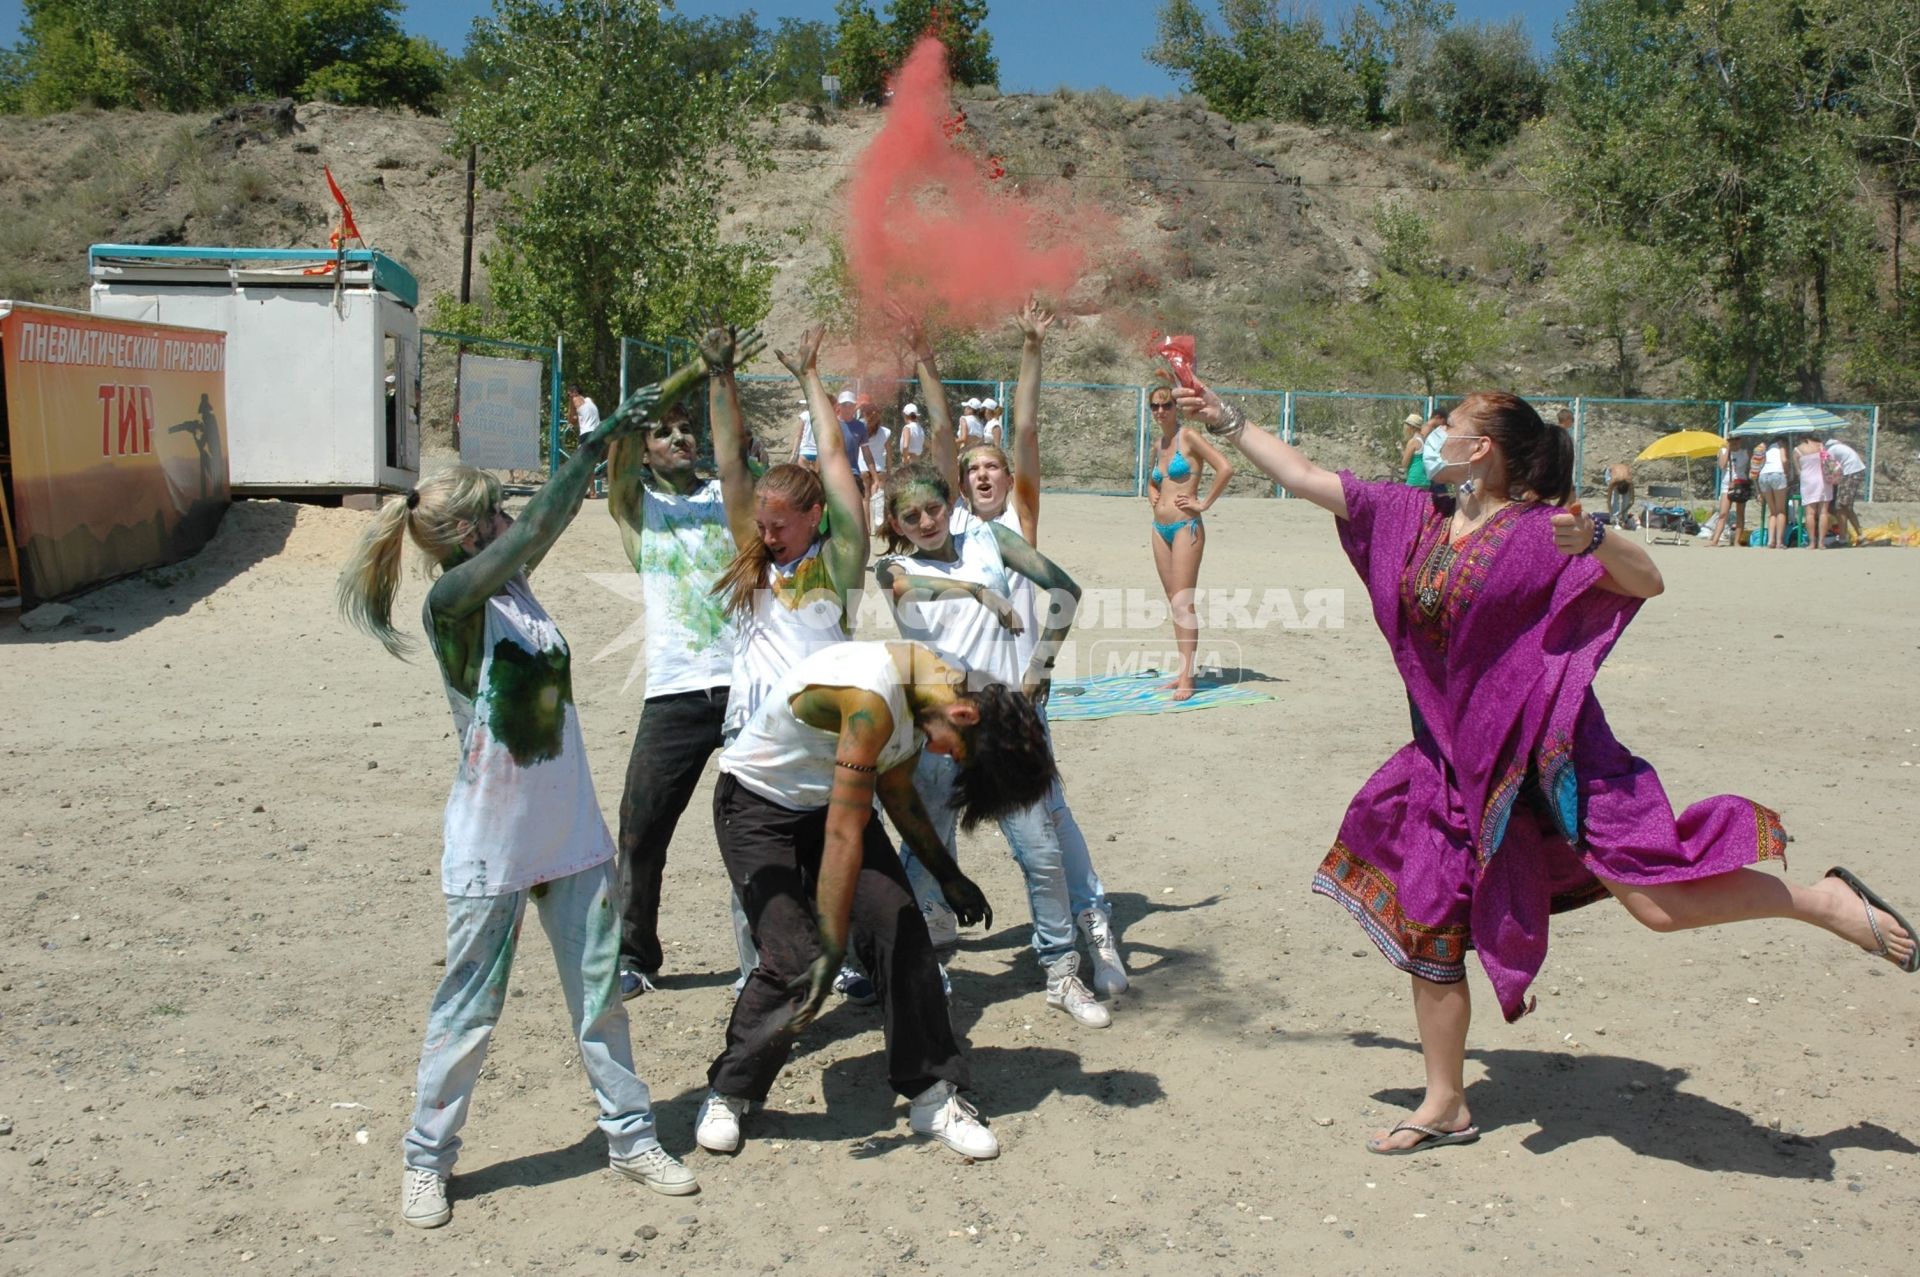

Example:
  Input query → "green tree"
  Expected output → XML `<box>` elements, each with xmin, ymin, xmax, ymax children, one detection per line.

<box><xmin>1354</xmin><ymin>269</ymin><xmax>1510</xmax><ymax>396</ymax></box>
<box><xmin>1148</xmin><ymin>0</ymin><xmax>1360</xmax><ymax>124</ymax></box>
<box><xmin>1557</xmin><ymin>235</ymin><xmax>1664</xmax><ymax>395</ymax></box>
<box><xmin>452</xmin><ymin>0</ymin><xmax>775</xmax><ymax>410</ymax></box>
<box><xmin>1540</xmin><ymin>0</ymin><xmax>1865</xmax><ymax>400</ymax></box>
<box><xmin>1426</xmin><ymin>20</ymin><xmax>1545</xmax><ymax>159</ymax></box>
<box><xmin>831</xmin><ymin>0</ymin><xmax>890</xmax><ymax>103</ymax></box>
<box><xmin>884</xmin><ymin>0</ymin><xmax>996</xmax><ymax>88</ymax></box>
<box><xmin>11</xmin><ymin>0</ymin><xmax>444</xmax><ymax>112</ymax></box>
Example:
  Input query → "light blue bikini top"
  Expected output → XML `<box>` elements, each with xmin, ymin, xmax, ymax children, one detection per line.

<box><xmin>1151</xmin><ymin>429</ymin><xmax>1193</xmax><ymax>485</ymax></box>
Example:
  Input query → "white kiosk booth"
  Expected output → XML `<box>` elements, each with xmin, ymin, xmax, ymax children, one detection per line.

<box><xmin>88</xmin><ymin>244</ymin><xmax>420</xmax><ymax>495</ymax></box>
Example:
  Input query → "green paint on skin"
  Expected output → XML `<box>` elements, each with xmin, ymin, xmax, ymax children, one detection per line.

<box><xmin>483</xmin><ymin>638</ymin><xmax>573</xmax><ymax>766</ymax></box>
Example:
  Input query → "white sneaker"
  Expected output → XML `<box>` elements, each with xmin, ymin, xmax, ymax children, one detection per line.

<box><xmin>609</xmin><ymin>1145</ymin><xmax>699</xmax><ymax>1196</ymax></box>
<box><xmin>908</xmin><ymin>1080</ymin><xmax>1000</xmax><ymax>1160</ymax></box>
<box><xmin>1077</xmin><ymin>907</ymin><xmax>1129</xmax><ymax>997</ymax></box>
<box><xmin>1046</xmin><ymin>952</ymin><xmax>1111</xmax><ymax>1028</ymax></box>
<box><xmin>400</xmin><ymin>1166</ymin><xmax>451</xmax><ymax>1229</ymax></box>
<box><xmin>695</xmin><ymin>1091</ymin><xmax>749</xmax><ymax>1153</ymax></box>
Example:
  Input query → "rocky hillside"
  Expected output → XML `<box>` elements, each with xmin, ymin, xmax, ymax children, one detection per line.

<box><xmin>3</xmin><ymin>94</ymin><xmax>1910</xmax><ymax>498</ymax></box>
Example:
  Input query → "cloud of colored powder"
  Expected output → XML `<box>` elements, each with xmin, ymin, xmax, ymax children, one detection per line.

<box><xmin>843</xmin><ymin>35</ymin><xmax>1091</xmax><ymax>343</ymax></box>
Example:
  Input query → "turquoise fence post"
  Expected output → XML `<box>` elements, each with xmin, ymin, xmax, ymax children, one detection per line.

<box><xmin>550</xmin><ymin>332</ymin><xmax>564</xmax><ymax>472</ymax></box>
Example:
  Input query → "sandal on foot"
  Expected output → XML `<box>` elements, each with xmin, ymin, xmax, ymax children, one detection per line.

<box><xmin>1366</xmin><ymin>1121</ymin><xmax>1481</xmax><ymax>1155</ymax></box>
<box><xmin>1826</xmin><ymin>867</ymin><xmax>1920</xmax><ymax>973</ymax></box>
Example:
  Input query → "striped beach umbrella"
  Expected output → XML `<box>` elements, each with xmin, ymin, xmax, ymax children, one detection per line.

<box><xmin>1728</xmin><ymin>404</ymin><xmax>1850</xmax><ymax>438</ymax></box>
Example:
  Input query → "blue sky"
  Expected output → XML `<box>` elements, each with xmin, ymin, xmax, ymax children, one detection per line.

<box><xmin>2</xmin><ymin>1</ymin><xmax>1572</xmax><ymax>97</ymax></box>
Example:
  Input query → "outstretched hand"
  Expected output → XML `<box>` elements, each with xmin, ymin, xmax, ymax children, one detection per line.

<box><xmin>699</xmin><ymin>323</ymin><xmax>767</xmax><ymax>375</ymax></box>
<box><xmin>886</xmin><ymin>301</ymin><xmax>934</xmax><ymax>362</ymax></box>
<box><xmin>773</xmin><ymin>325</ymin><xmax>825</xmax><ymax>379</ymax></box>
<box><xmin>1550</xmin><ymin>498</ymin><xmax>1596</xmax><ymax>556</ymax></box>
<box><xmin>1014</xmin><ymin>298</ymin><xmax>1054</xmax><ymax>344</ymax></box>
<box><xmin>937</xmin><ymin>872</ymin><xmax>993</xmax><ymax>931</ymax></box>
<box><xmin>590</xmin><ymin>382</ymin><xmax>662</xmax><ymax>445</ymax></box>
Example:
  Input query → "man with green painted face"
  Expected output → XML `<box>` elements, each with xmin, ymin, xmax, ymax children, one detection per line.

<box><xmin>607</xmin><ymin>338</ymin><xmax>753</xmax><ymax>999</ymax></box>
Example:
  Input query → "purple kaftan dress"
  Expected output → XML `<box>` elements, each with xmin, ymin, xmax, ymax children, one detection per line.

<box><xmin>1312</xmin><ymin>474</ymin><xmax>1785</xmax><ymax>1021</ymax></box>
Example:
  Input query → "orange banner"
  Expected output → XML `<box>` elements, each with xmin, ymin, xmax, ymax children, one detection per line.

<box><xmin>1</xmin><ymin>304</ymin><xmax>229</xmax><ymax>600</ymax></box>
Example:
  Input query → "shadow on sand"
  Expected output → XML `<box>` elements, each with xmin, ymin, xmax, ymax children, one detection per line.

<box><xmin>1355</xmin><ymin>1031</ymin><xmax>1918</xmax><ymax>1177</ymax></box>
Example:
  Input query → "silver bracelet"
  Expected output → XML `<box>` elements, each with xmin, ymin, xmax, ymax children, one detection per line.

<box><xmin>1208</xmin><ymin>400</ymin><xmax>1247</xmax><ymax>441</ymax></box>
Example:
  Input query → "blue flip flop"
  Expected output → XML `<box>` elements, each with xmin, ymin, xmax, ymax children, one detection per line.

<box><xmin>1367</xmin><ymin>1121</ymin><xmax>1481</xmax><ymax>1155</ymax></box>
<box><xmin>1827</xmin><ymin>867</ymin><xmax>1920</xmax><ymax>974</ymax></box>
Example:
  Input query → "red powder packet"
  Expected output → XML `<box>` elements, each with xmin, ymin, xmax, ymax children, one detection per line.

<box><xmin>1150</xmin><ymin>333</ymin><xmax>1198</xmax><ymax>390</ymax></box>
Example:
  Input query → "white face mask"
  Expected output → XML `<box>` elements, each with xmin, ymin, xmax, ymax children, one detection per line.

<box><xmin>1424</xmin><ymin>428</ymin><xmax>1483</xmax><ymax>484</ymax></box>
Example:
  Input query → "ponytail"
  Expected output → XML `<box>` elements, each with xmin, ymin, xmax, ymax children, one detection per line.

<box><xmin>336</xmin><ymin>495</ymin><xmax>413</xmax><ymax>657</ymax></box>
<box><xmin>336</xmin><ymin>465</ymin><xmax>501</xmax><ymax>657</ymax></box>
<box><xmin>1453</xmin><ymin>391</ymin><xmax>1574</xmax><ymax>506</ymax></box>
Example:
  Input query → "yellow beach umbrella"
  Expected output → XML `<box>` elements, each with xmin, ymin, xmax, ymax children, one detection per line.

<box><xmin>1636</xmin><ymin>430</ymin><xmax>1726</xmax><ymax>462</ymax></box>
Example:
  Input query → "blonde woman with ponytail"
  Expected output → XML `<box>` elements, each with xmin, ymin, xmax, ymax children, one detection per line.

<box><xmin>338</xmin><ymin>375</ymin><xmax>705</xmax><ymax>1230</ymax></box>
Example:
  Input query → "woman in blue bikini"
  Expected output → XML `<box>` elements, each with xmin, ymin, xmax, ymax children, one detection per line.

<box><xmin>1145</xmin><ymin>384</ymin><xmax>1233</xmax><ymax>701</ymax></box>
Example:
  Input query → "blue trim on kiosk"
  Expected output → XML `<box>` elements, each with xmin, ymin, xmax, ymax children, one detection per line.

<box><xmin>89</xmin><ymin>244</ymin><xmax>419</xmax><ymax>309</ymax></box>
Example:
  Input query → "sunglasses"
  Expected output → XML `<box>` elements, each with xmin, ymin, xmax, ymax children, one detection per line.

<box><xmin>1149</xmin><ymin>400</ymin><xmax>1176</xmax><ymax>411</ymax></box>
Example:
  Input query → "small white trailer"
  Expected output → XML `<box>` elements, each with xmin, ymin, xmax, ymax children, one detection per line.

<box><xmin>88</xmin><ymin>244</ymin><xmax>421</xmax><ymax>495</ymax></box>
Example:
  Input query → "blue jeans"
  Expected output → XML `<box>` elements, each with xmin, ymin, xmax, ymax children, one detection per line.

<box><xmin>402</xmin><ymin>861</ymin><xmax>659</xmax><ymax>1175</ymax></box>
<box><xmin>902</xmin><ymin>748</ymin><xmax>1108</xmax><ymax>967</ymax></box>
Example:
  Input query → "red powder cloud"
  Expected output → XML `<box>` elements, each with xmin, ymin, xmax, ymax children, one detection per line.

<box><xmin>843</xmin><ymin>36</ymin><xmax>1090</xmax><ymax>344</ymax></box>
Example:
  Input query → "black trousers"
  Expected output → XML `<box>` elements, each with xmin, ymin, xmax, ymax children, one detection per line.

<box><xmin>616</xmin><ymin>686</ymin><xmax>729</xmax><ymax>975</ymax></box>
<box><xmin>707</xmin><ymin>775</ymin><xmax>967</xmax><ymax>1102</ymax></box>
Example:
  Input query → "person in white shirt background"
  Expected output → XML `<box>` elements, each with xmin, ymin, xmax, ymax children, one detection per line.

<box><xmin>980</xmin><ymin>397</ymin><xmax>1003</xmax><ymax>447</ymax></box>
<box><xmin>864</xmin><ymin>412</ymin><xmax>893</xmax><ymax>530</ymax></box>
<box><xmin>568</xmin><ymin>383</ymin><xmax>600</xmax><ymax>438</ymax></box>
<box><xmin>1824</xmin><ymin>435</ymin><xmax>1868</xmax><ymax>545</ymax></box>
<box><xmin>898</xmin><ymin>402</ymin><xmax>926</xmax><ymax>463</ymax></box>
<box><xmin>957</xmin><ymin>397</ymin><xmax>986</xmax><ymax>444</ymax></box>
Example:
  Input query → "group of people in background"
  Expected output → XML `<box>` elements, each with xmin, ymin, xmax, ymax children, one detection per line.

<box><xmin>1400</xmin><ymin>408</ymin><xmax>1871</xmax><ymax>550</ymax></box>
<box><xmin>1711</xmin><ymin>434</ymin><xmax>1868</xmax><ymax>549</ymax></box>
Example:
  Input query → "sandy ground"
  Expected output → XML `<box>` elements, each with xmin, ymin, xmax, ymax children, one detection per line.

<box><xmin>4</xmin><ymin>491</ymin><xmax>1918</xmax><ymax>1276</ymax></box>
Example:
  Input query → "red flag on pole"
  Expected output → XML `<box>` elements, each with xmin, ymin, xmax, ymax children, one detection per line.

<box><xmin>324</xmin><ymin>166</ymin><xmax>363</xmax><ymax>245</ymax></box>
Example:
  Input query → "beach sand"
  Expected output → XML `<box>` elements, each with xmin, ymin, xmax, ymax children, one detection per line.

<box><xmin>4</xmin><ymin>492</ymin><xmax>1916</xmax><ymax>1274</ymax></box>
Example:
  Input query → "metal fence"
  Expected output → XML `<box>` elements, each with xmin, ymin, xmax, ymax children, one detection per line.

<box><xmin>618</xmin><ymin>362</ymin><xmax>1889</xmax><ymax>503</ymax></box>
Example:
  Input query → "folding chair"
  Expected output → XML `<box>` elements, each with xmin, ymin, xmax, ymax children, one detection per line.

<box><xmin>1640</xmin><ymin>484</ymin><xmax>1694</xmax><ymax>545</ymax></box>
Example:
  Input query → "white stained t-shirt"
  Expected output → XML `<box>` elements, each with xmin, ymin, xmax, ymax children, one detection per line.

<box><xmin>576</xmin><ymin>397</ymin><xmax>600</xmax><ymax>435</ymax></box>
<box><xmin>1826</xmin><ymin>440</ymin><xmax>1866</xmax><ymax>475</ymax></box>
<box><xmin>724</xmin><ymin>541</ymin><xmax>849</xmax><ymax>739</ymax></box>
<box><xmin>637</xmin><ymin>478</ymin><xmax>737</xmax><ymax>697</ymax></box>
<box><xmin>951</xmin><ymin>501</ymin><xmax>1041</xmax><ymax>672</ymax></box>
<box><xmin>881</xmin><ymin>522</ymin><xmax>1022</xmax><ymax>686</ymax></box>
<box><xmin>899</xmin><ymin>421</ymin><xmax>926</xmax><ymax>459</ymax></box>
<box><xmin>797</xmin><ymin>413</ymin><xmax>817</xmax><ymax>459</ymax></box>
<box><xmin>719</xmin><ymin>642</ymin><xmax>922</xmax><ymax>812</ymax></box>
<box><xmin>864</xmin><ymin>425</ymin><xmax>892</xmax><ymax>474</ymax></box>
<box><xmin>430</xmin><ymin>576</ymin><xmax>615</xmax><ymax>897</ymax></box>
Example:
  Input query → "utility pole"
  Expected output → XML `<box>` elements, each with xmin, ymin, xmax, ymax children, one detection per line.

<box><xmin>460</xmin><ymin>146</ymin><xmax>477</xmax><ymax>305</ymax></box>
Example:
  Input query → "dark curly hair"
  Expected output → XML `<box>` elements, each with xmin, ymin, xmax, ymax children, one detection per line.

<box><xmin>947</xmin><ymin>681</ymin><xmax>1059</xmax><ymax>830</ymax></box>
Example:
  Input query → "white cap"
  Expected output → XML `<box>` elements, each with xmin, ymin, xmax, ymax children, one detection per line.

<box><xmin>836</xmin><ymin>389</ymin><xmax>858</xmax><ymax>405</ymax></box>
<box><xmin>981</xmin><ymin>397</ymin><xmax>999</xmax><ymax>411</ymax></box>
<box><xmin>963</xmin><ymin>397</ymin><xmax>982</xmax><ymax>410</ymax></box>
<box><xmin>385</xmin><ymin>373</ymin><xmax>397</xmax><ymax>385</ymax></box>
<box><xmin>902</xmin><ymin>403</ymin><xmax>920</xmax><ymax>417</ymax></box>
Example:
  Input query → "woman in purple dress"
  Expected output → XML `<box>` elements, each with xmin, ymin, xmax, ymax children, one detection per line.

<box><xmin>1172</xmin><ymin>383</ymin><xmax>1918</xmax><ymax>1154</ymax></box>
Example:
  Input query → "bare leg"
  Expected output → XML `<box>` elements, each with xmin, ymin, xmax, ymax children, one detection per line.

<box><xmin>1710</xmin><ymin>492</ymin><xmax>1731</xmax><ymax>546</ymax></box>
<box><xmin>1731</xmin><ymin>499</ymin><xmax>1747</xmax><ymax>547</ymax></box>
<box><xmin>1368</xmin><ymin>975</ymin><xmax>1473</xmax><ymax>1151</ymax></box>
<box><xmin>1601</xmin><ymin>868</ymin><xmax>1915</xmax><ymax>966</ymax></box>
<box><xmin>1147</xmin><ymin>522</ymin><xmax>1178</xmax><ymax>689</ymax></box>
<box><xmin>1166</xmin><ymin>523</ymin><xmax>1205</xmax><ymax>701</ymax></box>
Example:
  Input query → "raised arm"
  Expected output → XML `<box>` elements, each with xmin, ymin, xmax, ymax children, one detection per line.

<box><xmin>699</xmin><ymin>325</ymin><xmax>763</xmax><ymax>551</ymax></box>
<box><xmin>990</xmin><ymin>522</ymin><xmax>1080</xmax><ymax>703</ymax></box>
<box><xmin>901</xmin><ymin>315</ymin><xmax>961</xmax><ymax>496</ymax></box>
<box><xmin>775</xmin><ymin>327</ymin><xmax>869</xmax><ymax>592</ymax></box>
<box><xmin>428</xmin><ymin>369</ymin><xmax>700</xmax><ymax>620</ymax></box>
<box><xmin>1006</xmin><ymin>301</ymin><xmax>1049</xmax><ymax>542</ymax></box>
<box><xmin>1173</xmin><ymin>379</ymin><xmax>1346</xmax><ymax>519</ymax></box>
